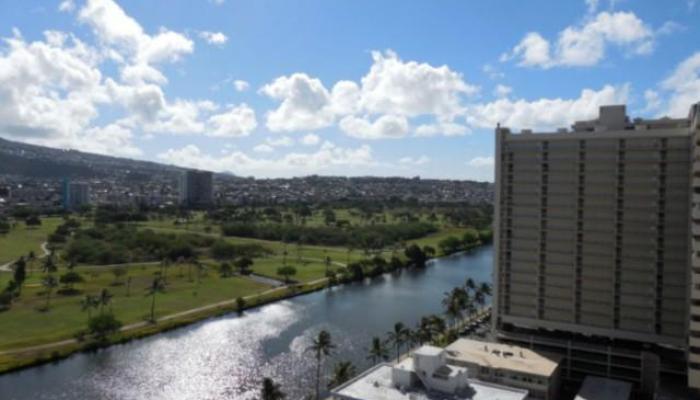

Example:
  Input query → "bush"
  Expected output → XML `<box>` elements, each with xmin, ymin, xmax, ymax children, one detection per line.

<box><xmin>88</xmin><ymin>313</ymin><xmax>123</xmax><ymax>340</ymax></box>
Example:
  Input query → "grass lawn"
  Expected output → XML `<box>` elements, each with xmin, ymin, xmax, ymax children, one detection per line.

<box><xmin>0</xmin><ymin>262</ymin><xmax>269</xmax><ymax>351</ymax></box>
<box><xmin>0</xmin><ymin>217</ymin><xmax>63</xmax><ymax>265</ymax></box>
<box><xmin>250</xmin><ymin>256</ymin><xmax>332</xmax><ymax>283</ymax></box>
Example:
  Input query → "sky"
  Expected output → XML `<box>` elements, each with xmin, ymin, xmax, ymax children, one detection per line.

<box><xmin>0</xmin><ymin>0</ymin><xmax>699</xmax><ymax>181</ymax></box>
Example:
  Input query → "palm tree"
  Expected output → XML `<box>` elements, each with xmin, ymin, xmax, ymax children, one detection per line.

<box><xmin>41</xmin><ymin>275</ymin><xmax>58</xmax><ymax>310</ymax></box>
<box><xmin>146</xmin><ymin>277</ymin><xmax>166</xmax><ymax>322</ymax></box>
<box><xmin>328</xmin><ymin>361</ymin><xmax>356</xmax><ymax>389</ymax></box>
<box><xmin>367</xmin><ymin>336</ymin><xmax>389</xmax><ymax>365</ymax></box>
<box><xmin>479</xmin><ymin>282</ymin><xmax>492</xmax><ymax>297</ymax></box>
<box><xmin>98</xmin><ymin>288</ymin><xmax>113</xmax><ymax>314</ymax></box>
<box><xmin>307</xmin><ymin>330</ymin><xmax>335</xmax><ymax>400</ymax></box>
<box><xmin>465</xmin><ymin>278</ymin><xmax>476</xmax><ymax>294</ymax></box>
<box><xmin>387</xmin><ymin>322</ymin><xmax>408</xmax><ymax>361</ymax></box>
<box><xmin>260</xmin><ymin>377</ymin><xmax>286</xmax><ymax>400</ymax></box>
<box><xmin>80</xmin><ymin>294</ymin><xmax>99</xmax><ymax>321</ymax></box>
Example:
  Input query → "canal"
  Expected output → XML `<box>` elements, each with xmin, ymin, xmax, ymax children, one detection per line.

<box><xmin>0</xmin><ymin>245</ymin><xmax>493</xmax><ymax>400</ymax></box>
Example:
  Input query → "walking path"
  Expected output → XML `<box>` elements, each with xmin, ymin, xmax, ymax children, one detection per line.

<box><xmin>0</xmin><ymin>242</ymin><xmax>50</xmax><ymax>272</ymax></box>
<box><xmin>0</xmin><ymin>275</ymin><xmax>329</xmax><ymax>356</ymax></box>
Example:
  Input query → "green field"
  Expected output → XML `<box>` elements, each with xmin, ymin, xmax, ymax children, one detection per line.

<box><xmin>0</xmin><ymin>218</ymin><xmax>63</xmax><ymax>265</ymax></box>
<box><xmin>0</xmin><ymin>209</ymin><xmax>485</xmax><ymax>372</ymax></box>
<box><xmin>0</xmin><ymin>261</ymin><xmax>269</xmax><ymax>351</ymax></box>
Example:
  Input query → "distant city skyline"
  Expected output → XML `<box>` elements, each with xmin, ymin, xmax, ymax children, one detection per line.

<box><xmin>0</xmin><ymin>0</ymin><xmax>699</xmax><ymax>181</ymax></box>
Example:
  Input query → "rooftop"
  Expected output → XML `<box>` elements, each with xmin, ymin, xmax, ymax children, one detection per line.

<box><xmin>444</xmin><ymin>339</ymin><xmax>562</xmax><ymax>377</ymax></box>
<box><xmin>331</xmin><ymin>364</ymin><xmax>529</xmax><ymax>400</ymax></box>
<box><xmin>574</xmin><ymin>376</ymin><xmax>632</xmax><ymax>400</ymax></box>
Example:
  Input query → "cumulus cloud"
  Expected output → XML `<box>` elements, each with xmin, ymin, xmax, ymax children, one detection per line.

<box><xmin>198</xmin><ymin>31</ymin><xmax>228</xmax><ymax>45</ymax></box>
<box><xmin>253</xmin><ymin>144</ymin><xmax>274</xmax><ymax>153</ymax></box>
<box><xmin>493</xmin><ymin>84</ymin><xmax>513</xmax><ymax>98</ymax></box>
<box><xmin>466</xmin><ymin>84</ymin><xmax>630</xmax><ymax>131</ymax></box>
<box><xmin>207</xmin><ymin>103</ymin><xmax>257</xmax><ymax>137</ymax></box>
<box><xmin>414</xmin><ymin>122</ymin><xmax>469</xmax><ymax>137</ymax></box>
<box><xmin>260</xmin><ymin>73</ymin><xmax>335</xmax><ymax>132</ymax></box>
<box><xmin>658</xmin><ymin>52</ymin><xmax>700</xmax><ymax>117</ymax></box>
<box><xmin>260</xmin><ymin>50</ymin><xmax>477</xmax><ymax>137</ymax></box>
<box><xmin>339</xmin><ymin>114</ymin><xmax>410</xmax><ymax>139</ymax></box>
<box><xmin>233</xmin><ymin>79</ymin><xmax>249</xmax><ymax>92</ymax></box>
<box><xmin>502</xmin><ymin>11</ymin><xmax>655</xmax><ymax>68</ymax></box>
<box><xmin>58</xmin><ymin>0</ymin><xmax>75</xmax><ymax>12</ymax></box>
<box><xmin>157</xmin><ymin>141</ymin><xmax>375</xmax><ymax>176</ymax></box>
<box><xmin>300</xmin><ymin>133</ymin><xmax>321</xmax><ymax>146</ymax></box>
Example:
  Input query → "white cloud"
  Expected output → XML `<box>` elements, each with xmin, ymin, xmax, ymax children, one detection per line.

<box><xmin>503</xmin><ymin>11</ymin><xmax>654</xmax><ymax>68</ymax></box>
<box><xmin>399</xmin><ymin>156</ymin><xmax>430</xmax><ymax>166</ymax></box>
<box><xmin>253</xmin><ymin>144</ymin><xmax>274</xmax><ymax>153</ymax></box>
<box><xmin>58</xmin><ymin>0</ymin><xmax>75</xmax><ymax>12</ymax></box>
<box><xmin>585</xmin><ymin>0</ymin><xmax>600</xmax><ymax>14</ymax></box>
<box><xmin>260</xmin><ymin>73</ymin><xmax>335</xmax><ymax>132</ymax></box>
<box><xmin>198</xmin><ymin>31</ymin><xmax>228</xmax><ymax>45</ymax></box>
<box><xmin>207</xmin><ymin>103</ymin><xmax>257</xmax><ymax>137</ymax></box>
<box><xmin>265</xmin><ymin>136</ymin><xmax>294</xmax><ymax>147</ymax></box>
<box><xmin>358</xmin><ymin>50</ymin><xmax>478</xmax><ymax>119</ymax></box>
<box><xmin>233</xmin><ymin>79</ymin><xmax>249</xmax><ymax>92</ymax></box>
<box><xmin>493</xmin><ymin>84</ymin><xmax>513</xmax><ymax>98</ymax></box>
<box><xmin>339</xmin><ymin>114</ymin><xmax>410</xmax><ymax>140</ymax></box>
<box><xmin>467</xmin><ymin>156</ymin><xmax>494</xmax><ymax>168</ymax></box>
<box><xmin>482</xmin><ymin>64</ymin><xmax>504</xmax><ymax>80</ymax></box>
<box><xmin>260</xmin><ymin>50</ymin><xmax>477</xmax><ymax>137</ymax></box>
<box><xmin>659</xmin><ymin>51</ymin><xmax>700</xmax><ymax>117</ymax></box>
<box><xmin>414</xmin><ymin>122</ymin><xmax>469</xmax><ymax>137</ymax></box>
<box><xmin>78</xmin><ymin>0</ymin><xmax>193</xmax><ymax>66</ymax></box>
<box><xmin>466</xmin><ymin>84</ymin><xmax>630</xmax><ymax>131</ymax></box>
<box><xmin>157</xmin><ymin>141</ymin><xmax>375</xmax><ymax>176</ymax></box>
<box><xmin>642</xmin><ymin>89</ymin><xmax>661</xmax><ymax>113</ymax></box>
<box><xmin>300</xmin><ymin>133</ymin><xmax>321</xmax><ymax>146</ymax></box>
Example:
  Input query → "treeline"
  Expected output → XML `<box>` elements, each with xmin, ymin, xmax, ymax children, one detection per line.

<box><xmin>63</xmin><ymin>224</ymin><xmax>215</xmax><ymax>265</ymax></box>
<box><xmin>220</xmin><ymin>222</ymin><xmax>437</xmax><ymax>248</ymax></box>
<box><xmin>437</xmin><ymin>228</ymin><xmax>492</xmax><ymax>256</ymax></box>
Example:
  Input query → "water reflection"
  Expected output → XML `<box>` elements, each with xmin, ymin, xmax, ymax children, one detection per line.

<box><xmin>0</xmin><ymin>246</ymin><xmax>492</xmax><ymax>400</ymax></box>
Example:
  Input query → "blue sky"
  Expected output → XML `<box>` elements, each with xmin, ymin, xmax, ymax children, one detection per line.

<box><xmin>0</xmin><ymin>0</ymin><xmax>699</xmax><ymax>181</ymax></box>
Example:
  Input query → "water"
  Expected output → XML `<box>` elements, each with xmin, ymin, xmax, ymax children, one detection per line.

<box><xmin>0</xmin><ymin>245</ymin><xmax>492</xmax><ymax>400</ymax></box>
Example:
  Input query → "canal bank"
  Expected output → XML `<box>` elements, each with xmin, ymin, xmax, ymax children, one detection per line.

<box><xmin>0</xmin><ymin>245</ymin><xmax>493</xmax><ymax>400</ymax></box>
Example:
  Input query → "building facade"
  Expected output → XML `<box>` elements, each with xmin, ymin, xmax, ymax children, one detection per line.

<box><xmin>62</xmin><ymin>180</ymin><xmax>90</xmax><ymax>211</ymax></box>
<box><xmin>492</xmin><ymin>104</ymin><xmax>700</xmax><ymax>397</ymax></box>
<box><xmin>178</xmin><ymin>169</ymin><xmax>213</xmax><ymax>208</ymax></box>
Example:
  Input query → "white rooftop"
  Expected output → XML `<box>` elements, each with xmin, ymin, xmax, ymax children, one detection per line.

<box><xmin>445</xmin><ymin>339</ymin><xmax>562</xmax><ymax>377</ymax></box>
<box><xmin>414</xmin><ymin>345</ymin><xmax>444</xmax><ymax>357</ymax></box>
<box><xmin>331</xmin><ymin>364</ymin><xmax>529</xmax><ymax>400</ymax></box>
<box><xmin>574</xmin><ymin>376</ymin><xmax>632</xmax><ymax>400</ymax></box>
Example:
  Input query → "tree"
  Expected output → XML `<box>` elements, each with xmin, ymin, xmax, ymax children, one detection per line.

<box><xmin>438</xmin><ymin>236</ymin><xmax>462</xmax><ymax>255</ymax></box>
<box><xmin>25</xmin><ymin>215</ymin><xmax>42</xmax><ymax>227</ymax></box>
<box><xmin>0</xmin><ymin>218</ymin><xmax>10</xmax><ymax>234</ymax></box>
<box><xmin>41</xmin><ymin>255</ymin><xmax>57</xmax><ymax>275</ymax></box>
<box><xmin>219</xmin><ymin>262</ymin><xmax>234</xmax><ymax>278</ymax></box>
<box><xmin>97</xmin><ymin>288</ymin><xmax>113</xmax><ymax>314</ymax></box>
<box><xmin>277</xmin><ymin>266</ymin><xmax>297</xmax><ymax>284</ymax></box>
<box><xmin>146</xmin><ymin>277</ymin><xmax>166</xmax><ymax>322</ymax></box>
<box><xmin>328</xmin><ymin>361</ymin><xmax>356</xmax><ymax>389</ymax></box>
<box><xmin>479</xmin><ymin>282</ymin><xmax>492</xmax><ymax>297</ymax></box>
<box><xmin>88</xmin><ymin>312</ymin><xmax>122</xmax><ymax>341</ymax></box>
<box><xmin>59</xmin><ymin>271</ymin><xmax>84</xmax><ymax>291</ymax></box>
<box><xmin>81</xmin><ymin>294</ymin><xmax>99</xmax><ymax>322</ymax></box>
<box><xmin>41</xmin><ymin>275</ymin><xmax>58</xmax><ymax>310</ymax></box>
<box><xmin>307</xmin><ymin>330</ymin><xmax>335</xmax><ymax>400</ymax></box>
<box><xmin>12</xmin><ymin>257</ymin><xmax>26</xmax><ymax>294</ymax></box>
<box><xmin>323</xmin><ymin>209</ymin><xmax>336</xmax><ymax>226</ymax></box>
<box><xmin>387</xmin><ymin>322</ymin><xmax>408</xmax><ymax>361</ymax></box>
<box><xmin>260</xmin><ymin>377</ymin><xmax>286</xmax><ymax>400</ymax></box>
<box><xmin>236</xmin><ymin>296</ymin><xmax>246</xmax><ymax>313</ymax></box>
<box><xmin>404</xmin><ymin>244</ymin><xmax>427</xmax><ymax>268</ymax></box>
<box><xmin>465</xmin><ymin>278</ymin><xmax>476</xmax><ymax>294</ymax></box>
<box><xmin>367</xmin><ymin>336</ymin><xmax>389</xmax><ymax>365</ymax></box>
<box><xmin>423</xmin><ymin>246</ymin><xmax>436</xmax><ymax>258</ymax></box>
<box><xmin>234</xmin><ymin>257</ymin><xmax>253</xmax><ymax>275</ymax></box>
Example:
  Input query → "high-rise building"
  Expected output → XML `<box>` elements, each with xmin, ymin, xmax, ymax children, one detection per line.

<box><xmin>492</xmin><ymin>103</ymin><xmax>700</xmax><ymax>398</ymax></box>
<box><xmin>62</xmin><ymin>179</ymin><xmax>90</xmax><ymax>211</ymax></box>
<box><xmin>179</xmin><ymin>169</ymin><xmax>213</xmax><ymax>208</ymax></box>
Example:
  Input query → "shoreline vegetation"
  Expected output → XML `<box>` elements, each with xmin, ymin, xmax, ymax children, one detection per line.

<box><xmin>0</xmin><ymin>204</ymin><xmax>492</xmax><ymax>375</ymax></box>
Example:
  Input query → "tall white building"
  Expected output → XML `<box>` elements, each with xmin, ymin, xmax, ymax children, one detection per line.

<box><xmin>492</xmin><ymin>103</ymin><xmax>700</xmax><ymax>398</ymax></box>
